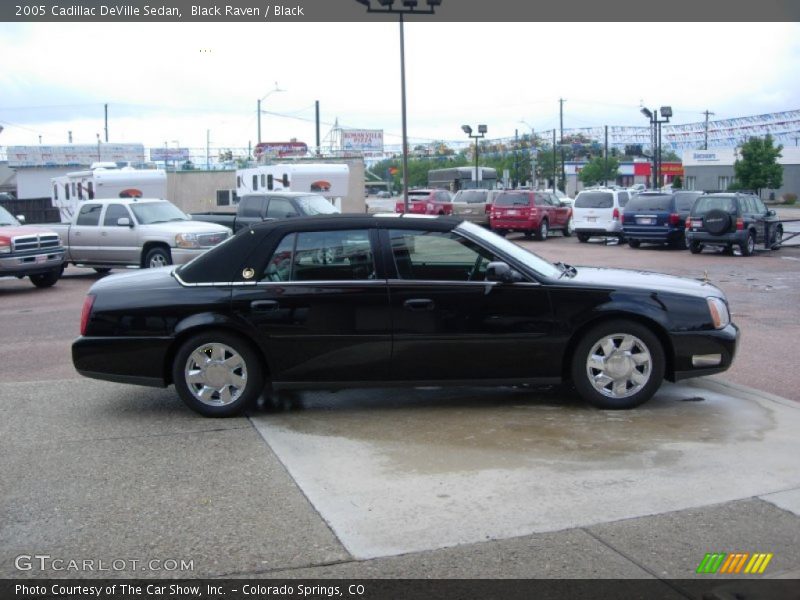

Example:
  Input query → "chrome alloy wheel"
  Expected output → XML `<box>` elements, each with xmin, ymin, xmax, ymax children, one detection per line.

<box><xmin>184</xmin><ymin>342</ymin><xmax>248</xmax><ymax>406</ymax></box>
<box><xmin>149</xmin><ymin>253</ymin><xmax>169</xmax><ymax>268</ymax></box>
<box><xmin>585</xmin><ymin>333</ymin><xmax>652</xmax><ymax>399</ymax></box>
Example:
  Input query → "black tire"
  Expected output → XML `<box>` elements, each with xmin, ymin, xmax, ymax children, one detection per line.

<box><xmin>93</xmin><ymin>267</ymin><xmax>112</xmax><ymax>274</ymax></box>
<box><xmin>703</xmin><ymin>209</ymin><xmax>732</xmax><ymax>235</ymax></box>
<box><xmin>143</xmin><ymin>246</ymin><xmax>172</xmax><ymax>268</ymax></box>
<box><xmin>628</xmin><ymin>239</ymin><xmax>641</xmax><ymax>249</ymax></box>
<box><xmin>523</xmin><ymin>231</ymin><xmax>533</xmax><ymax>239</ymax></box>
<box><xmin>535</xmin><ymin>219</ymin><xmax>549</xmax><ymax>241</ymax></box>
<box><xmin>739</xmin><ymin>231</ymin><xmax>756</xmax><ymax>257</ymax></box>
<box><xmin>172</xmin><ymin>330</ymin><xmax>265</xmax><ymax>417</ymax></box>
<box><xmin>577</xmin><ymin>232</ymin><xmax>590</xmax><ymax>243</ymax></box>
<box><xmin>571</xmin><ymin>319</ymin><xmax>665</xmax><ymax>410</ymax></box>
<box><xmin>29</xmin><ymin>268</ymin><xmax>61</xmax><ymax>288</ymax></box>
<box><xmin>771</xmin><ymin>226</ymin><xmax>783</xmax><ymax>250</ymax></box>
<box><xmin>562</xmin><ymin>217</ymin><xmax>573</xmax><ymax>237</ymax></box>
<box><xmin>689</xmin><ymin>241</ymin><xmax>704</xmax><ymax>254</ymax></box>
<box><xmin>494</xmin><ymin>229</ymin><xmax>507</xmax><ymax>238</ymax></box>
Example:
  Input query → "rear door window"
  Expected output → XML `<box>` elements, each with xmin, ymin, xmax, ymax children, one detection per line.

<box><xmin>262</xmin><ymin>230</ymin><xmax>375</xmax><ymax>282</ymax></box>
<box><xmin>76</xmin><ymin>203</ymin><xmax>102</xmax><ymax>226</ymax></box>
<box><xmin>239</xmin><ymin>196</ymin><xmax>265</xmax><ymax>218</ymax></box>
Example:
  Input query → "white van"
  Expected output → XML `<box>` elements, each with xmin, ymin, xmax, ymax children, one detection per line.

<box><xmin>572</xmin><ymin>188</ymin><xmax>631</xmax><ymax>242</ymax></box>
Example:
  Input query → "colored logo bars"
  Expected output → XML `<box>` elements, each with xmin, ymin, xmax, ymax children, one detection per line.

<box><xmin>696</xmin><ymin>552</ymin><xmax>773</xmax><ymax>575</ymax></box>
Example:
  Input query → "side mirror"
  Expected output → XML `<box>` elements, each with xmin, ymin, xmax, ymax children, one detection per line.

<box><xmin>16</xmin><ymin>214</ymin><xmax>26</xmax><ymax>224</ymax></box>
<box><xmin>486</xmin><ymin>261</ymin><xmax>522</xmax><ymax>283</ymax></box>
<box><xmin>285</xmin><ymin>212</ymin><xmax>298</xmax><ymax>219</ymax></box>
<box><xmin>117</xmin><ymin>217</ymin><xmax>132</xmax><ymax>227</ymax></box>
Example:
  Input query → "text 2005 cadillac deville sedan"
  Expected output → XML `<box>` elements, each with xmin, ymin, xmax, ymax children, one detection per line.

<box><xmin>73</xmin><ymin>215</ymin><xmax>738</xmax><ymax>417</ymax></box>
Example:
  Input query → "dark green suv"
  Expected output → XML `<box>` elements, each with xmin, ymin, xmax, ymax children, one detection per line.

<box><xmin>685</xmin><ymin>193</ymin><xmax>783</xmax><ymax>256</ymax></box>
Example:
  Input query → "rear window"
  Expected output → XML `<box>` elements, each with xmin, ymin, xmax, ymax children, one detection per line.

<box><xmin>691</xmin><ymin>195</ymin><xmax>737</xmax><ymax>216</ymax></box>
<box><xmin>625</xmin><ymin>194</ymin><xmax>673</xmax><ymax>212</ymax></box>
<box><xmin>455</xmin><ymin>190</ymin><xmax>488</xmax><ymax>204</ymax></box>
<box><xmin>575</xmin><ymin>192</ymin><xmax>613</xmax><ymax>209</ymax></box>
<box><xmin>495</xmin><ymin>193</ymin><xmax>531</xmax><ymax>207</ymax></box>
<box><xmin>408</xmin><ymin>191</ymin><xmax>433</xmax><ymax>200</ymax></box>
<box><xmin>674</xmin><ymin>192</ymin><xmax>703</xmax><ymax>212</ymax></box>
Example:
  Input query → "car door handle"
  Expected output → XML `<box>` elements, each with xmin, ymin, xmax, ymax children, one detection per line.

<box><xmin>250</xmin><ymin>300</ymin><xmax>279</xmax><ymax>311</ymax></box>
<box><xmin>404</xmin><ymin>298</ymin><xmax>435</xmax><ymax>312</ymax></box>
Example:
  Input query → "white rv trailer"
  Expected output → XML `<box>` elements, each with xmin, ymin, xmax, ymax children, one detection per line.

<box><xmin>51</xmin><ymin>163</ymin><xmax>167</xmax><ymax>223</ymax></box>
<box><xmin>236</xmin><ymin>164</ymin><xmax>349</xmax><ymax>207</ymax></box>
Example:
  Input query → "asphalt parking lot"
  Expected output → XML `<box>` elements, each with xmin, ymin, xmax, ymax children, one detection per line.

<box><xmin>2</xmin><ymin>225</ymin><xmax>800</xmax><ymax>587</ymax></box>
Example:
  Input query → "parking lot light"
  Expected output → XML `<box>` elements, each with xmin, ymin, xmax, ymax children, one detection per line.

<box><xmin>462</xmin><ymin>124</ymin><xmax>487</xmax><ymax>189</ymax></box>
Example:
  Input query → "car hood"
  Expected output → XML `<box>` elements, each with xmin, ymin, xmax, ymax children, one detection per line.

<box><xmin>565</xmin><ymin>266</ymin><xmax>724</xmax><ymax>299</ymax></box>
<box><xmin>0</xmin><ymin>224</ymin><xmax>60</xmax><ymax>237</ymax></box>
<box><xmin>143</xmin><ymin>220</ymin><xmax>231</xmax><ymax>234</ymax></box>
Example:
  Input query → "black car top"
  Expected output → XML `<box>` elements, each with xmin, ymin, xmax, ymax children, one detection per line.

<box><xmin>626</xmin><ymin>191</ymin><xmax>703</xmax><ymax>213</ymax></box>
<box><xmin>177</xmin><ymin>214</ymin><xmax>464</xmax><ymax>284</ymax></box>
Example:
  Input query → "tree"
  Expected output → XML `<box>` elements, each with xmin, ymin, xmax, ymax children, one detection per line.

<box><xmin>672</xmin><ymin>175</ymin><xmax>682</xmax><ymax>189</ymax></box>
<box><xmin>578</xmin><ymin>156</ymin><xmax>620</xmax><ymax>186</ymax></box>
<box><xmin>734</xmin><ymin>135</ymin><xmax>783</xmax><ymax>195</ymax></box>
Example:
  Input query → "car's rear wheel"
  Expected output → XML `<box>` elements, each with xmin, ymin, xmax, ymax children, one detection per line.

<box><xmin>494</xmin><ymin>229</ymin><xmax>507</xmax><ymax>238</ymax></box>
<box><xmin>740</xmin><ymin>231</ymin><xmax>756</xmax><ymax>257</ymax></box>
<box><xmin>93</xmin><ymin>267</ymin><xmax>112</xmax><ymax>274</ymax></box>
<box><xmin>563</xmin><ymin>217</ymin><xmax>574</xmax><ymax>237</ymax></box>
<box><xmin>771</xmin><ymin>225</ymin><xmax>783</xmax><ymax>250</ymax></box>
<box><xmin>172</xmin><ymin>331</ymin><xmax>264</xmax><ymax>417</ymax></box>
<box><xmin>571</xmin><ymin>320</ymin><xmax>665</xmax><ymax>410</ymax></box>
<box><xmin>628</xmin><ymin>239</ymin><xmax>641</xmax><ymax>249</ymax></box>
<box><xmin>577</xmin><ymin>232</ymin><xmax>590</xmax><ymax>243</ymax></box>
<box><xmin>29</xmin><ymin>268</ymin><xmax>61</xmax><ymax>288</ymax></box>
<box><xmin>535</xmin><ymin>219</ymin><xmax>549</xmax><ymax>241</ymax></box>
<box><xmin>689</xmin><ymin>241</ymin><xmax>703</xmax><ymax>254</ymax></box>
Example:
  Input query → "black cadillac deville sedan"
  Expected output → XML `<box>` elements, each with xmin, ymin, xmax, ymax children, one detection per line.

<box><xmin>73</xmin><ymin>215</ymin><xmax>738</xmax><ymax>417</ymax></box>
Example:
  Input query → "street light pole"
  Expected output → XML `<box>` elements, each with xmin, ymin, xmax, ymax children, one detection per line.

<box><xmin>640</xmin><ymin>105</ymin><xmax>671</xmax><ymax>190</ymax></box>
<box><xmin>354</xmin><ymin>0</ymin><xmax>442</xmax><ymax>213</ymax></box>
<box><xmin>462</xmin><ymin>124</ymin><xmax>487</xmax><ymax>189</ymax></box>
<box><xmin>257</xmin><ymin>82</ymin><xmax>284</xmax><ymax>145</ymax></box>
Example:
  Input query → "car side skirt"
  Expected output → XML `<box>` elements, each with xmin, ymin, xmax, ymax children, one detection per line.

<box><xmin>272</xmin><ymin>377</ymin><xmax>562</xmax><ymax>390</ymax></box>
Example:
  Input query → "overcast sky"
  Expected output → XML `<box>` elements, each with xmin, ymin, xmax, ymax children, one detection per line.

<box><xmin>1</xmin><ymin>22</ymin><xmax>799</xmax><ymax>151</ymax></box>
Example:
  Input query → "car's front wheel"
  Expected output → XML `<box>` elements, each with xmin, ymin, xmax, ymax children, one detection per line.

<box><xmin>563</xmin><ymin>217</ymin><xmax>574</xmax><ymax>237</ymax></box>
<box><xmin>172</xmin><ymin>331</ymin><xmax>264</xmax><ymax>417</ymax></box>
<box><xmin>29</xmin><ymin>268</ymin><xmax>61</xmax><ymax>288</ymax></box>
<box><xmin>571</xmin><ymin>320</ymin><xmax>665</xmax><ymax>409</ymax></box>
<box><xmin>144</xmin><ymin>246</ymin><xmax>172</xmax><ymax>268</ymax></box>
<box><xmin>535</xmin><ymin>219</ymin><xmax>549</xmax><ymax>241</ymax></box>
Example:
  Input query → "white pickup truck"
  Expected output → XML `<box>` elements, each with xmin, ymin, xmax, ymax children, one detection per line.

<box><xmin>48</xmin><ymin>198</ymin><xmax>232</xmax><ymax>272</ymax></box>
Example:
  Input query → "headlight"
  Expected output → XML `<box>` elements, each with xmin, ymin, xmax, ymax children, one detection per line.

<box><xmin>175</xmin><ymin>232</ymin><xmax>200</xmax><ymax>249</ymax></box>
<box><xmin>0</xmin><ymin>240</ymin><xmax>10</xmax><ymax>254</ymax></box>
<box><xmin>707</xmin><ymin>297</ymin><xmax>730</xmax><ymax>329</ymax></box>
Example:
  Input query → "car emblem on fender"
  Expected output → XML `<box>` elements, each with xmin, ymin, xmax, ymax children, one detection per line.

<box><xmin>242</xmin><ymin>268</ymin><xmax>255</xmax><ymax>279</ymax></box>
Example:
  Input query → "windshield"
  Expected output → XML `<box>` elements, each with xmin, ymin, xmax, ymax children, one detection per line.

<box><xmin>456</xmin><ymin>221</ymin><xmax>562</xmax><ymax>279</ymax></box>
<box><xmin>495</xmin><ymin>192</ymin><xmax>531</xmax><ymax>207</ymax></box>
<box><xmin>0</xmin><ymin>206</ymin><xmax>20</xmax><ymax>226</ymax></box>
<box><xmin>625</xmin><ymin>194</ymin><xmax>673</xmax><ymax>211</ymax></box>
<box><xmin>296</xmin><ymin>194</ymin><xmax>340</xmax><ymax>215</ymax></box>
<box><xmin>130</xmin><ymin>201</ymin><xmax>189</xmax><ymax>224</ymax></box>
<box><xmin>575</xmin><ymin>192</ymin><xmax>613</xmax><ymax>208</ymax></box>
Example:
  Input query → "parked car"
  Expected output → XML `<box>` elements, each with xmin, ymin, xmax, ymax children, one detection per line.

<box><xmin>394</xmin><ymin>189</ymin><xmax>453</xmax><ymax>215</ymax></box>
<box><xmin>572</xmin><ymin>188</ymin><xmax>632</xmax><ymax>242</ymax></box>
<box><xmin>623</xmin><ymin>191</ymin><xmax>704</xmax><ymax>249</ymax></box>
<box><xmin>73</xmin><ymin>215</ymin><xmax>738</xmax><ymax>417</ymax></box>
<box><xmin>0</xmin><ymin>205</ymin><xmax>65</xmax><ymax>287</ymax></box>
<box><xmin>49</xmin><ymin>198</ymin><xmax>231</xmax><ymax>272</ymax></box>
<box><xmin>544</xmin><ymin>189</ymin><xmax>574</xmax><ymax>207</ymax></box>
<box><xmin>489</xmin><ymin>190</ymin><xmax>573</xmax><ymax>240</ymax></box>
<box><xmin>686</xmin><ymin>192</ymin><xmax>783</xmax><ymax>256</ymax></box>
<box><xmin>193</xmin><ymin>192</ymin><xmax>340</xmax><ymax>232</ymax></box>
<box><xmin>451</xmin><ymin>189</ymin><xmax>503</xmax><ymax>226</ymax></box>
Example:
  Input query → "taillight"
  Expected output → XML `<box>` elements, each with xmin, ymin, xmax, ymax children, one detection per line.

<box><xmin>80</xmin><ymin>294</ymin><xmax>95</xmax><ymax>335</ymax></box>
<box><xmin>736</xmin><ymin>217</ymin><xmax>744</xmax><ymax>231</ymax></box>
<box><xmin>685</xmin><ymin>217</ymin><xmax>692</xmax><ymax>229</ymax></box>
<box><xmin>669</xmin><ymin>213</ymin><xmax>681</xmax><ymax>226</ymax></box>
<box><xmin>613</xmin><ymin>208</ymin><xmax>620</xmax><ymax>220</ymax></box>
<box><xmin>485</xmin><ymin>204</ymin><xmax>491</xmax><ymax>214</ymax></box>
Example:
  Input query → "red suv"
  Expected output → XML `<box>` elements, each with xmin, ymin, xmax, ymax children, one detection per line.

<box><xmin>395</xmin><ymin>189</ymin><xmax>453</xmax><ymax>215</ymax></box>
<box><xmin>490</xmin><ymin>191</ymin><xmax>573</xmax><ymax>240</ymax></box>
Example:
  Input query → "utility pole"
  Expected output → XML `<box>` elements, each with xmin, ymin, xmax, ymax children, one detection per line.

<box><xmin>104</xmin><ymin>103</ymin><xmax>109</xmax><ymax>142</ymax></box>
<box><xmin>559</xmin><ymin>98</ymin><xmax>566</xmax><ymax>192</ymax></box>
<box><xmin>552</xmin><ymin>129</ymin><xmax>557</xmax><ymax>191</ymax></box>
<box><xmin>206</xmin><ymin>129</ymin><xmax>210</xmax><ymax>170</ymax></box>
<box><xmin>703</xmin><ymin>109</ymin><xmax>715</xmax><ymax>150</ymax></box>
<box><xmin>604</xmin><ymin>125</ymin><xmax>609</xmax><ymax>186</ymax></box>
<box><xmin>68</xmin><ymin>131</ymin><xmax>73</xmax><ymax>144</ymax></box>
<box><xmin>315</xmin><ymin>100</ymin><xmax>321</xmax><ymax>157</ymax></box>
<box><xmin>514</xmin><ymin>128</ymin><xmax>519</xmax><ymax>188</ymax></box>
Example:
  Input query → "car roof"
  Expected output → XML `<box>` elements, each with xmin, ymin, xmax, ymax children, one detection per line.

<box><xmin>250</xmin><ymin>213</ymin><xmax>463</xmax><ymax>234</ymax></box>
<box><xmin>239</xmin><ymin>191</ymin><xmax>324</xmax><ymax>198</ymax></box>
